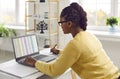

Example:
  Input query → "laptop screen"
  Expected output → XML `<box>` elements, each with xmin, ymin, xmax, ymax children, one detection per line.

<box><xmin>12</xmin><ymin>34</ymin><xmax>39</xmax><ymax>58</ymax></box>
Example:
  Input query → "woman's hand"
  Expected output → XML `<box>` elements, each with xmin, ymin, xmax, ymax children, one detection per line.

<box><xmin>24</xmin><ymin>57</ymin><xmax>37</xmax><ymax>67</ymax></box>
<box><xmin>50</xmin><ymin>48</ymin><xmax>60</xmax><ymax>55</ymax></box>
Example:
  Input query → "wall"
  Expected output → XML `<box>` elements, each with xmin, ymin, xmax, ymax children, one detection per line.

<box><xmin>100</xmin><ymin>40</ymin><xmax>120</xmax><ymax>68</ymax></box>
<box><xmin>90</xmin><ymin>30</ymin><xmax>120</xmax><ymax>68</ymax></box>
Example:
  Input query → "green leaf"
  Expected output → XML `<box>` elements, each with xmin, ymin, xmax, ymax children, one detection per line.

<box><xmin>0</xmin><ymin>23</ymin><xmax>17</xmax><ymax>37</ymax></box>
<box><xmin>105</xmin><ymin>17</ymin><xmax>118</xmax><ymax>27</ymax></box>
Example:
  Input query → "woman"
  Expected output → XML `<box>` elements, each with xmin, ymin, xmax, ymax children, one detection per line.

<box><xmin>25</xmin><ymin>2</ymin><xmax>120</xmax><ymax>79</ymax></box>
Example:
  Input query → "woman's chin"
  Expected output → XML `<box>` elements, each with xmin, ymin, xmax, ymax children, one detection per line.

<box><xmin>63</xmin><ymin>32</ymin><xmax>69</xmax><ymax>34</ymax></box>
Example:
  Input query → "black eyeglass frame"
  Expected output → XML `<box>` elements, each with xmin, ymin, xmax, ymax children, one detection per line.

<box><xmin>58</xmin><ymin>21</ymin><xmax>68</xmax><ymax>26</ymax></box>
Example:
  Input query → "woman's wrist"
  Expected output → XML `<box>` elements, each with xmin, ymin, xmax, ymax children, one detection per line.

<box><xmin>33</xmin><ymin>59</ymin><xmax>37</xmax><ymax>67</ymax></box>
<box><xmin>56</xmin><ymin>50</ymin><xmax>60</xmax><ymax>54</ymax></box>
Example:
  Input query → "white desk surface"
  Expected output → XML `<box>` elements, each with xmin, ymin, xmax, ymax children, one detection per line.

<box><xmin>0</xmin><ymin>60</ymin><xmax>42</xmax><ymax>78</ymax></box>
<box><xmin>0</xmin><ymin>48</ymin><xmax>51</xmax><ymax>78</ymax></box>
<box><xmin>0</xmin><ymin>48</ymin><xmax>71</xmax><ymax>79</ymax></box>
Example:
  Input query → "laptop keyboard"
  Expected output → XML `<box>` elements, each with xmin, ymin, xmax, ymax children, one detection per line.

<box><xmin>34</xmin><ymin>54</ymin><xmax>57</xmax><ymax>62</ymax></box>
<box><xmin>40</xmin><ymin>55</ymin><xmax>56</xmax><ymax>62</ymax></box>
<box><xmin>33</xmin><ymin>54</ymin><xmax>48</xmax><ymax>60</ymax></box>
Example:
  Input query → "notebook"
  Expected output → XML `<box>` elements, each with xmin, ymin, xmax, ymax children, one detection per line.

<box><xmin>12</xmin><ymin>34</ymin><xmax>57</xmax><ymax>67</ymax></box>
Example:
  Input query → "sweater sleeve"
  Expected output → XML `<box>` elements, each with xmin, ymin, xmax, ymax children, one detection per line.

<box><xmin>35</xmin><ymin>41</ymin><xmax>81</xmax><ymax>77</ymax></box>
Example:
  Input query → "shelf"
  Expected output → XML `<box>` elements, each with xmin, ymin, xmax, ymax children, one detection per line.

<box><xmin>25</xmin><ymin>0</ymin><xmax>59</xmax><ymax>48</ymax></box>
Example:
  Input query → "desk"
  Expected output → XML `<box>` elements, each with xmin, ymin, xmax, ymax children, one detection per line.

<box><xmin>0</xmin><ymin>60</ymin><xmax>44</xmax><ymax>79</ymax></box>
<box><xmin>0</xmin><ymin>49</ymin><xmax>73</xmax><ymax>79</ymax></box>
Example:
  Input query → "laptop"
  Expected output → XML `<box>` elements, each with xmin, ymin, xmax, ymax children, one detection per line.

<box><xmin>12</xmin><ymin>34</ymin><xmax>57</xmax><ymax>66</ymax></box>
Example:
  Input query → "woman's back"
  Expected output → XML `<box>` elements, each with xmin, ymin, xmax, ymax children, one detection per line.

<box><xmin>69</xmin><ymin>31</ymin><xmax>120</xmax><ymax>79</ymax></box>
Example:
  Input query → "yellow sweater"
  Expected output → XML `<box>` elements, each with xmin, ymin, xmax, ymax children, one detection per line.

<box><xmin>35</xmin><ymin>31</ymin><xmax>120</xmax><ymax>79</ymax></box>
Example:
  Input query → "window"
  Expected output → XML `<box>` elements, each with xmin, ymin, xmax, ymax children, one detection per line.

<box><xmin>118</xmin><ymin>0</ymin><xmax>120</xmax><ymax>19</ymax></box>
<box><xmin>80</xmin><ymin>0</ymin><xmax>111</xmax><ymax>26</ymax></box>
<box><xmin>18</xmin><ymin>0</ymin><xmax>25</xmax><ymax>25</ymax></box>
<box><xmin>70</xmin><ymin>0</ymin><xmax>120</xmax><ymax>31</ymax></box>
<box><xmin>0</xmin><ymin>0</ymin><xmax>25</xmax><ymax>25</ymax></box>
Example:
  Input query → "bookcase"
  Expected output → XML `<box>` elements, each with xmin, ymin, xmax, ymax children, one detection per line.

<box><xmin>25</xmin><ymin>0</ymin><xmax>59</xmax><ymax>49</ymax></box>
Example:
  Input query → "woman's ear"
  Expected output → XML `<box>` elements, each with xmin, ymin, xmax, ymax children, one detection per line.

<box><xmin>67</xmin><ymin>21</ymin><xmax>72</xmax><ymax>27</ymax></box>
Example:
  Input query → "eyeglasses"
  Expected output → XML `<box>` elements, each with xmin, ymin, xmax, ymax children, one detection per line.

<box><xmin>58</xmin><ymin>21</ymin><xmax>68</xmax><ymax>26</ymax></box>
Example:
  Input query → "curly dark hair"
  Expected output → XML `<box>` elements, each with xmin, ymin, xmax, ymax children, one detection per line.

<box><xmin>60</xmin><ymin>2</ymin><xmax>87</xmax><ymax>31</ymax></box>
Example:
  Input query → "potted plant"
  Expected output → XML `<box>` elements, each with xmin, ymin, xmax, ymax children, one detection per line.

<box><xmin>0</xmin><ymin>23</ymin><xmax>17</xmax><ymax>44</ymax></box>
<box><xmin>0</xmin><ymin>23</ymin><xmax>16</xmax><ymax>37</ymax></box>
<box><xmin>105</xmin><ymin>16</ymin><xmax>118</xmax><ymax>32</ymax></box>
